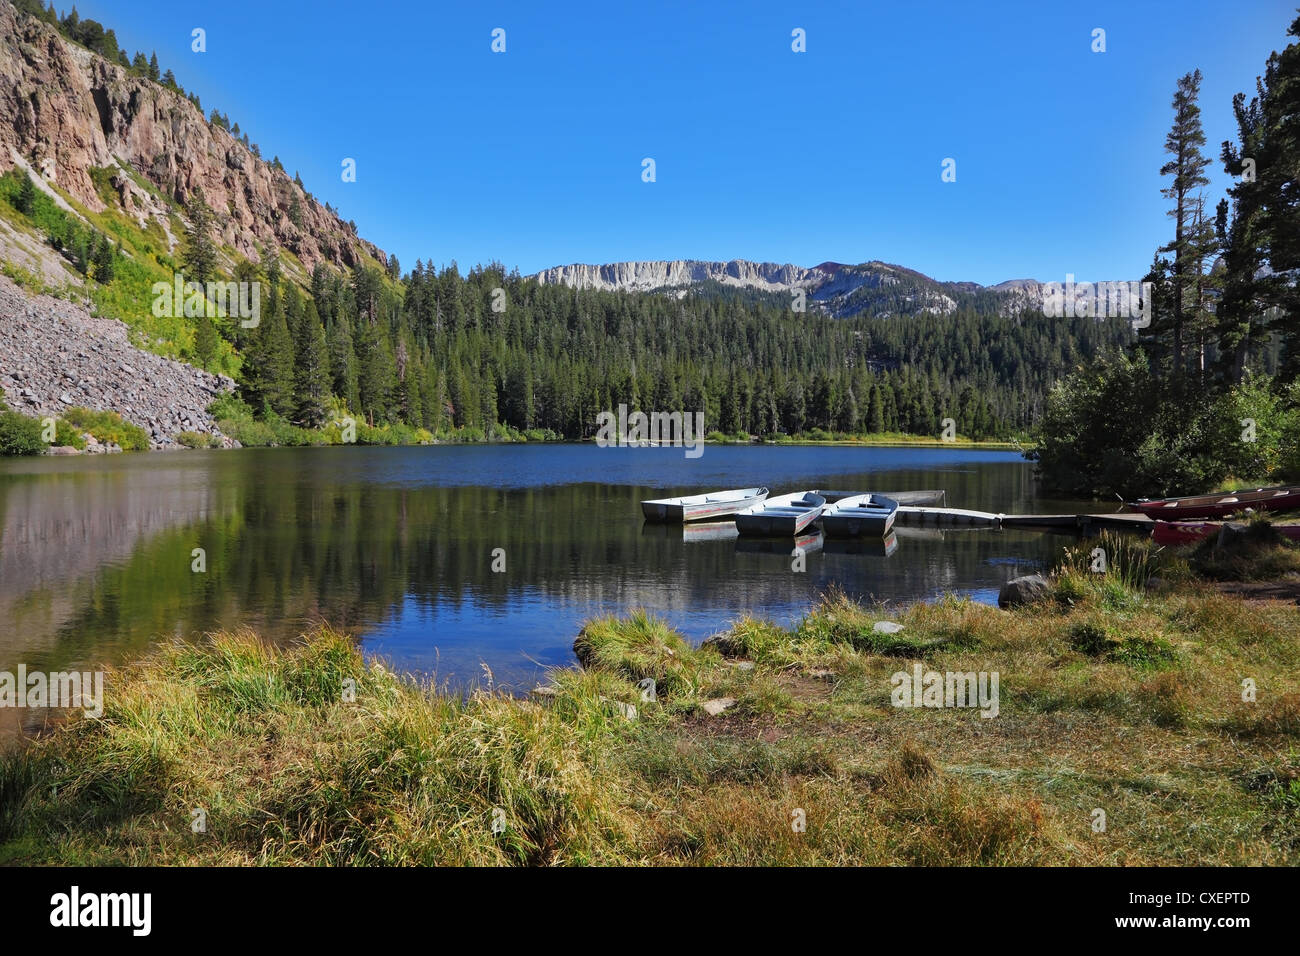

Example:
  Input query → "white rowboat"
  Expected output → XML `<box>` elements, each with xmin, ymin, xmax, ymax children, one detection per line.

<box><xmin>734</xmin><ymin>492</ymin><xmax>827</xmax><ymax>537</ymax></box>
<box><xmin>641</xmin><ymin>487</ymin><xmax>769</xmax><ymax>523</ymax></box>
<box><xmin>819</xmin><ymin>494</ymin><xmax>898</xmax><ymax>538</ymax></box>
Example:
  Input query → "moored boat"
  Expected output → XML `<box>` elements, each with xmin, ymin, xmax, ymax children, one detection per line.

<box><xmin>641</xmin><ymin>487</ymin><xmax>768</xmax><ymax>523</ymax></box>
<box><xmin>819</xmin><ymin>494</ymin><xmax>899</xmax><ymax>538</ymax></box>
<box><xmin>734</xmin><ymin>491</ymin><xmax>826</xmax><ymax>536</ymax></box>
<box><xmin>1130</xmin><ymin>486</ymin><xmax>1300</xmax><ymax>519</ymax></box>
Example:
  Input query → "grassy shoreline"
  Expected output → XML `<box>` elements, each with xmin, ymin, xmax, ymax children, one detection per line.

<box><xmin>1</xmin><ymin>532</ymin><xmax>1297</xmax><ymax>866</ymax></box>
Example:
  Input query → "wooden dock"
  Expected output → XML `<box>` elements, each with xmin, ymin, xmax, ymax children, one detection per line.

<box><xmin>1000</xmin><ymin>513</ymin><xmax>1154</xmax><ymax>532</ymax></box>
<box><xmin>895</xmin><ymin>507</ymin><xmax>1154</xmax><ymax>532</ymax></box>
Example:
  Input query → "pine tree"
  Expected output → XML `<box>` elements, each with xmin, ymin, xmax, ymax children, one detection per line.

<box><xmin>93</xmin><ymin>234</ymin><xmax>115</xmax><ymax>282</ymax></box>
<box><xmin>868</xmin><ymin>384</ymin><xmax>886</xmax><ymax>433</ymax></box>
<box><xmin>356</xmin><ymin>319</ymin><xmax>394</xmax><ymax>424</ymax></box>
<box><xmin>261</xmin><ymin>307</ymin><xmax>296</xmax><ymax>419</ymax></box>
<box><xmin>192</xmin><ymin>313</ymin><xmax>219</xmax><ymax>370</ymax></box>
<box><xmin>180</xmin><ymin>187</ymin><xmax>217</xmax><ymax>284</ymax></box>
<box><xmin>147</xmin><ymin>51</ymin><xmax>159</xmax><ymax>81</ymax></box>
<box><xmin>326</xmin><ymin>309</ymin><xmax>359</xmax><ymax>413</ymax></box>
<box><xmin>1256</xmin><ymin>17</ymin><xmax>1300</xmax><ymax>378</ymax></box>
<box><xmin>15</xmin><ymin>171</ymin><xmax>37</xmax><ymax>216</ymax></box>
<box><xmin>293</xmin><ymin>302</ymin><xmax>331</xmax><ymax>427</ymax></box>
<box><xmin>1216</xmin><ymin>99</ymin><xmax>1268</xmax><ymax>384</ymax></box>
<box><xmin>1157</xmin><ymin>70</ymin><xmax>1213</xmax><ymax>381</ymax></box>
<box><xmin>242</xmin><ymin>296</ymin><xmax>295</xmax><ymax>419</ymax></box>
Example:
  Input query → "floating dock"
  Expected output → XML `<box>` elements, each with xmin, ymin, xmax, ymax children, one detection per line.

<box><xmin>896</xmin><ymin>506</ymin><xmax>1002</xmax><ymax>526</ymax></box>
<box><xmin>894</xmin><ymin>507</ymin><xmax>1154</xmax><ymax>532</ymax></box>
<box><xmin>1000</xmin><ymin>513</ymin><xmax>1154</xmax><ymax>532</ymax></box>
<box><xmin>816</xmin><ymin>489</ymin><xmax>946</xmax><ymax>506</ymax></box>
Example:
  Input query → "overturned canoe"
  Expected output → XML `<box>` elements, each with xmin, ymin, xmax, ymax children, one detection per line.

<box><xmin>641</xmin><ymin>487</ymin><xmax>768</xmax><ymax>523</ymax></box>
<box><xmin>735</xmin><ymin>492</ymin><xmax>826</xmax><ymax>537</ymax></box>
<box><xmin>1130</xmin><ymin>486</ymin><xmax>1300</xmax><ymax>519</ymax></box>
<box><xmin>819</xmin><ymin>494</ymin><xmax>899</xmax><ymax>538</ymax></box>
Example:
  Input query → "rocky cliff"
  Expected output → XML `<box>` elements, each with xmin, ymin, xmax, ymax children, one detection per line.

<box><xmin>533</xmin><ymin>259</ymin><xmax>831</xmax><ymax>293</ymax></box>
<box><xmin>0</xmin><ymin>0</ymin><xmax>385</xmax><ymax>277</ymax></box>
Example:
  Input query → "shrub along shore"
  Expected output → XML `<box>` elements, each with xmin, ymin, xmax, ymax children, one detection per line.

<box><xmin>0</xmin><ymin>530</ymin><xmax>1296</xmax><ymax>865</ymax></box>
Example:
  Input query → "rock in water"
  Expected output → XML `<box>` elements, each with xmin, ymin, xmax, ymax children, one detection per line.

<box><xmin>998</xmin><ymin>573</ymin><xmax>1050</xmax><ymax>609</ymax></box>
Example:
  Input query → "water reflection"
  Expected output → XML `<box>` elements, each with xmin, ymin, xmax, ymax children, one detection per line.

<box><xmin>0</xmin><ymin>445</ymin><xmax>1091</xmax><ymax>697</ymax></box>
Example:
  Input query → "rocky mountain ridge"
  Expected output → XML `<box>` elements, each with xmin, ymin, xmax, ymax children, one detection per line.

<box><xmin>532</xmin><ymin>259</ymin><xmax>1137</xmax><ymax>319</ymax></box>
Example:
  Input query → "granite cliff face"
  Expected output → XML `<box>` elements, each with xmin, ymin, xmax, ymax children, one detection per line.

<box><xmin>533</xmin><ymin>259</ymin><xmax>831</xmax><ymax>294</ymax></box>
<box><xmin>0</xmin><ymin>0</ymin><xmax>385</xmax><ymax>276</ymax></box>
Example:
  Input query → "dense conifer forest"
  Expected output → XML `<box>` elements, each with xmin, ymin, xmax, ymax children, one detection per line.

<box><xmin>227</xmin><ymin>253</ymin><xmax>1135</xmax><ymax>443</ymax></box>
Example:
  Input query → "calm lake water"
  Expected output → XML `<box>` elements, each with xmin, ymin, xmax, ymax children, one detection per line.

<box><xmin>0</xmin><ymin>444</ymin><xmax>1098</xmax><ymax>713</ymax></box>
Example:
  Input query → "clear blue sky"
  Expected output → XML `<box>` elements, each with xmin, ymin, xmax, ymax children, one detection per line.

<box><xmin>78</xmin><ymin>0</ymin><xmax>1298</xmax><ymax>284</ymax></box>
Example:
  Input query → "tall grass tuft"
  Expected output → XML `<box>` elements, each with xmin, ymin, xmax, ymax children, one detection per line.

<box><xmin>1057</xmin><ymin>530</ymin><xmax>1167</xmax><ymax>590</ymax></box>
<box><xmin>572</xmin><ymin>610</ymin><xmax>707</xmax><ymax>699</ymax></box>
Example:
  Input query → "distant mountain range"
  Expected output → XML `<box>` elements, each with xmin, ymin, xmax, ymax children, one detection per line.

<box><xmin>532</xmin><ymin>259</ymin><xmax>1062</xmax><ymax>319</ymax></box>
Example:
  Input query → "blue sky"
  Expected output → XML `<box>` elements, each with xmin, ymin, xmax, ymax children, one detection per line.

<box><xmin>78</xmin><ymin>0</ymin><xmax>1297</xmax><ymax>284</ymax></box>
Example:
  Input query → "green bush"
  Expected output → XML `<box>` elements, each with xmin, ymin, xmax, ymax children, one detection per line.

<box><xmin>217</xmin><ymin>416</ymin><xmax>276</xmax><ymax>447</ymax></box>
<box><xmin>357</xmin><ymin>421</ymin><xmax>432</xmax><ymax>446</ymax></box>
<box><xmin>175</xmin><ymin>430</ymin><xmax>210</xmax><ymax>449</ymax></box>
<box><xmin>1032</xmin><ymin>354</ymin><xmax>1300</xmax><ymax>497</ymax></box>
<box><xmin>53</xmin><ymin>418</ymin><xmax>86</xmax><ymax>449</ymax></box>
<box><xmin>207</xmin><ymin>393</ymin><xmax>255</xmax><ymax>423</ymax></box>
<box><xmin>60</xmin><ymin>407</ymin><xmax>150</xmax><ymax>451</ymax></box>
<box><xmin>0</xmin><ymin>410</ymin><xmax>46</xmax><ymax>456</ymax></box>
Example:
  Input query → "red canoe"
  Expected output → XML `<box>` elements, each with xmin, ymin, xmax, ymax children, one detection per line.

<box><xmin>1152</xmin><ymin>520</ymin><xmax>1300</xmax><ymax>545</ymax></box>
<box><xmin>1130</xmin><ymin>486</ymin><xmax>1300</xmax><ymax>519</ymax></box>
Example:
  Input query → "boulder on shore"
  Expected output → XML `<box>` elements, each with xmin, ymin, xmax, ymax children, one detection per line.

<box><xmin>998</xmin><ymin>573</ymin><xmax>1050</xmax><ymax>609</ymax></box>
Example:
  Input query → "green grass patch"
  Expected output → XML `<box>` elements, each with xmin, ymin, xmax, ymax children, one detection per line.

<box><xmin>60</xmin><ymin>406</ymin><xmax>150</xmax><ymax>450</ymax></box>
